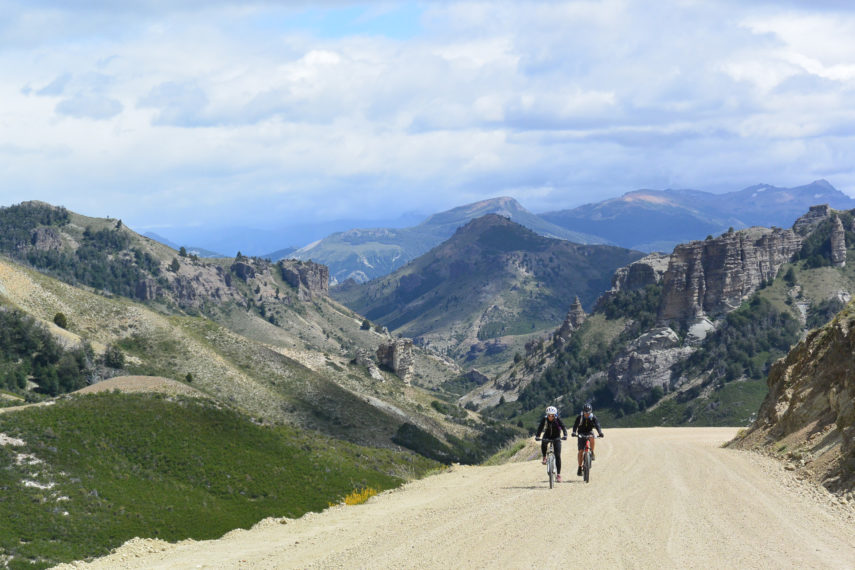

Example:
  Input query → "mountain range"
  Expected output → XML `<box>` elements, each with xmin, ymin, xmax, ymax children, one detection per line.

<box><xmin>283</xmin><ymin>180</ymin><xmax>855</xmax><ymax>285</ymax></box>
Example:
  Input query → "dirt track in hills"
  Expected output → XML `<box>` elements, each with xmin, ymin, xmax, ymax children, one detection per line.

<box><xmin>57</xmin><ymin>427</ymin><xmax>855</xmax><ymax>569</ymax></box>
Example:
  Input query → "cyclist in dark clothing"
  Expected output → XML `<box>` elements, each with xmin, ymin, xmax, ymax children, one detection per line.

<box><xmin>572</xmin><ymin>402</ymin><xmax>604</xmax><ymax>476</ymax></box>
<box><xmin>535</xmin><ymin>406</ymin><xmax>568</xmax><ymax>482</ymax></box>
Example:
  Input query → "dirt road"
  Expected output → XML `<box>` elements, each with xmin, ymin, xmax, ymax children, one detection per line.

<box><xmin>58</xmin><ymin>428</ymin><xmax>855</xmax><ymax>569</ymax></box>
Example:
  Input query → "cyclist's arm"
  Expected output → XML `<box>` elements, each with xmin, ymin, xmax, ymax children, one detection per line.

<box><xmin>593</xmin><ymin>415</ymin><xmax>604</xmax><ymax>437</ymax></box>
<box><xmin>535</xmin><ymin>417</ymin><xmax>546</xmax><ymax>438</ymax></box>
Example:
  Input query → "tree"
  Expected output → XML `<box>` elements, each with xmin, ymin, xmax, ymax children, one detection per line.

<box><xmin>169</xmin><ymin>258</ymin><xmax>180</xmax><ymax>272</ymax></box>
<box><xmin>185</xmin><ymin>372</ymin><xmax>194</xmax><ymax>383</ymax></box>
<box><xmin>179</xmin><ymin>246</ymin><xmax>188</xmax><ymax>257</ymax></box>
<box><xmin>53</xmin><ymin>312</ymin><xmax>68</xmax><ymax>329</ymax></box>
<box><xmin>103</xmin><ymin>345</ymin><xmax>125</xmax><ymax>369</ymax></box>
<box><xmin>360</xmin><ymin>319</ymin><xmax>371</xmax><ymax>330</ymax></box>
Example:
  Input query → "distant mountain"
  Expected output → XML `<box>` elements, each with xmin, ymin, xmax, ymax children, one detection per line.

<box><xmin>332</xmin><ymin>214</ymin><xmax>643</xmax><ymax>372</ymax></box>
<box><xmin>541</xmin><ymin>180</ymin><xmax>855</xmax><ymax>252</ymax></box>
<box><xmin>295</xmin><ymin>197</ymin><xmax>609</xmax><ymax>284</ymax></box>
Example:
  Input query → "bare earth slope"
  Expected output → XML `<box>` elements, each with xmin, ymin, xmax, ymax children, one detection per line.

<box><xmin>58</xmin><ymin>428</ymin><xmax>855</xmax><ymax>569</ymax></box>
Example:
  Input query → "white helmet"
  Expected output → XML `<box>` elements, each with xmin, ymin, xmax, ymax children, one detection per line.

<box><xmin>545</xmin><ymin>406</ymin><xmax>558</xmax><ymax>416</ymax></box>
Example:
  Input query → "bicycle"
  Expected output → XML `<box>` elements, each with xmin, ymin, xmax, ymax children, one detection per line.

<box><xmin>535</xmin><ymin>437</ymin><xmax>563</xmax><ymax>488</ymax></box>
<box><xmin>577</xmin><ymin>434</ymin><xmax>597</xmax><ymax>483</ymax></box>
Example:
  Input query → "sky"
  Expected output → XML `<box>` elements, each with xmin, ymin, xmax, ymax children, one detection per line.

<box><xmin>2</xmin><ymin>0</ymin><xmax>855</xmax><ymax>242</ymax></box>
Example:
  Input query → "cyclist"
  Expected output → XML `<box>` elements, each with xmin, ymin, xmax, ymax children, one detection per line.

<box><xmin>572</xmin><ymin>402</ymin><xmax>604</xmax><ymax>476</ymax></box>
<box><xmin>535</xmin><ymin>406</ymin><xmax>568</xmax><ymax>482</ymax></box>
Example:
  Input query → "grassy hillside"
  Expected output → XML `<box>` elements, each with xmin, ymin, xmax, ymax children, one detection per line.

<box><xmin>0</xmin><ymin>393</ymin><xmax>438</xmax><ymax>569</ymax></box>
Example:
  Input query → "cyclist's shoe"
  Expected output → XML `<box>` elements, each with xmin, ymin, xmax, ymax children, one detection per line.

<box><xmin>556</xmin><ymin>474</ymin><xmax>562</xmax><ymax>483</ymax></box>
<box><xmin>541</xmin><ymin>456</ymin><xmax>547</xmax><ymax>465</ymax></box>
<box><xmin>577</xmin><ymin>466</ymin><xmax>582</xmax><ymax>476</ymax></box>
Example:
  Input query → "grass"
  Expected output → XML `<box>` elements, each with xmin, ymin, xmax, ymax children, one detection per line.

<box><xmin>0</xmin><ymin>393</ymin><xmax>438</xmax><ymax>569</ymax></box>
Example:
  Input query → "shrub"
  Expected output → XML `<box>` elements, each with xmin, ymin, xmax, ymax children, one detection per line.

<box><xmin>53</xmin><ymin>312</ymin><xmax>68</xmax><ymax>329</ymax></box>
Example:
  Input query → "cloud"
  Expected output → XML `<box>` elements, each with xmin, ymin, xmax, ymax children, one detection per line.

<box><xmin>1</xmin><ymin>0</ymin><xmax>855</xmax><ymax>236</ymax></box>
<box><xmin>55</xmin><ymin>93</ymin><xmax>123</xmax><ymax>120</ymax></box>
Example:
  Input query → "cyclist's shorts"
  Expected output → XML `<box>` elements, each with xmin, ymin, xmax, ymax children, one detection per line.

<box><xmin>577</xmin><ymin>434</ymin><xmax>594</xmax><ymax>450</ymax></box>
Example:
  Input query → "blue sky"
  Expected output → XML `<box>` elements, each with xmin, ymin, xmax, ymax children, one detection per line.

<box><xmin>2</xmin><ymin>0</ymin><xmax>855</xmax><ymax>240</ymax></box>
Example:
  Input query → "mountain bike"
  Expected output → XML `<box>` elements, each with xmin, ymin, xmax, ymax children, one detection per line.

<box><xmin>536</xmin><ymin>437</ymin><xmax>561</xmax><ymax>488</ymax></box>
<box><xmin>578</xmin><ymin>434</ymin><xmax>597</xmax><ymax>483</ymax></box>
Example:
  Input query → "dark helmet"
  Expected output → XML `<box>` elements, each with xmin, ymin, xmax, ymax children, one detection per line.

<box><xmin>582</xmin><ymin>403</ymin><xmax>593</xmax><ymax>413</ymax></box>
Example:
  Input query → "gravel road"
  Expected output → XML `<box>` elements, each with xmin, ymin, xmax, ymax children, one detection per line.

<box><xmin>56</xmin><ymin>427</ymin><xmax>855</xmax><ymax>569</ymax></box>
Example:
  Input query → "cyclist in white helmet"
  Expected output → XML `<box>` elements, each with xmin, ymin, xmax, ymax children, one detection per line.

<box><xmin>535</xmin><ymin>406</ymin><xmax>568</xmax><ymax>482</ymax></box>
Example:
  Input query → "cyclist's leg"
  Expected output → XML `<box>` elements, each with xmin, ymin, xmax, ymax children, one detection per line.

<box><xmin>553</xmin><ymin>438</ymin><xmax>562</xmax><ymax>474</ymax></box>
<box><xmin>577</xmin><ymin>436</ymin><xmax>586</xmax><ymax>466</ymax></box>
<box><xmin>541</xmin><ymin>439</ymin><xmax>548</xmax><ymax>463</ymax></box>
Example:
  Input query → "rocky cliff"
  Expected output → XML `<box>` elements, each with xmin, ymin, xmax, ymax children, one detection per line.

<box><xmin>658</xmin><ymin>227</ymin><xmax>802</xmax><ymax>324</ymax></box>
<box><xmin>280</xmin><ymin>260</ymin><xmax>329</xmax><ymax>301</ymax></box>
<box><xmin>376</xmin><ymin>338</ymin><xmax>415</xmax><ymax>384</ymax></box>
<box><xmin>730</xmin><ymin>301</ymin><xmax>855</xmax><ymax>494</ymax></box>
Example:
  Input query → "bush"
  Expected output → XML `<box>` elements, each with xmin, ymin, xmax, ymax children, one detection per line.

<box><xmin>53</xmin><ymin>312</ymin><xmax>68</xmax><ymax>329</ymax></box>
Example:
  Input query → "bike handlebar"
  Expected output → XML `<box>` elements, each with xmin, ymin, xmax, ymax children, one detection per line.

<box><xmin>574</xmin><ymin>433</ymin><xmax>599</xmax><ymax>439</ymax></box>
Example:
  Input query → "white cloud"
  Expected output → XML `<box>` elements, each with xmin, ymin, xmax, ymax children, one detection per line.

<box><xmin>1</xmin><ymin>0</ymin><xmax>854</xmax><ymax>237</ymax></box>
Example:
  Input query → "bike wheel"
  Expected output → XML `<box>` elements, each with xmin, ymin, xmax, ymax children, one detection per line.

<box><xmin>547</xmin><ymin>455</ymin><xmax>555</xmax><ymax>489</ymax></box>
<box><xmin>583</xmin><ymin>451</ymin><xmax>591</xmax><ymax>483</ymax></box>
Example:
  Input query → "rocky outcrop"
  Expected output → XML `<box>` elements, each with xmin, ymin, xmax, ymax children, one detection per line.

<box><xmin>831</xmin><ymin>215</ymin><xmax>847</xmax><ymax>268</ymax></box>
<box><xmin>280</xmin><ymin>260</ymin><xmax>329</xmax><ymax>301</ymax></box>
<box><xmin>352</xmin><ymin>349</ymin><xmax>385</xmax><ymax>381</ymax></box>
<box><xmin>376</xmin><ymin>338</ymin><xmax>415</xmax><ymax>384</ymax></box>
<box><xmin>230</xmin><ymin>261</ymin><xmax>256</xmax><ymax>281</ymax></box>
<box><xmin>607</xmin><ymin>326</ymin><xmax>695</xmax><ymax>400</ymax></box>
<box><xmin>556</xmin><ymin>296</ymin><xmax>587</xmax><ymax>341</ymax></box>
<box><xmin>793</xmin><ymin>204</ymin><xmax>834</xmax><ymax>236</ymax></box>
<box><xmin>135</xmin><ymin>279</ymin><xmax>160</xmax><ymax>301</ymax></box>
<box><xmin>658</xmin><ymin>227</ymin><xmax>802</xmax><ymax>324</ymax></box>
<box><xmin>610</xmin><ymin>252</ymin><xmax>670</xmax><ymax>292</ymax></box>
<box><xmin>30</xmin><ymin>227</ymin><xmax>62</xmax><ymax>251</ymax></box>
<box><xmin>730</xmin><ymin>301</ymin><xmax>855</xmax><ymax>494</ymax></box>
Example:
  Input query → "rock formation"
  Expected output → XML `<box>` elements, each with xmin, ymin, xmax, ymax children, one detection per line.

<box><xmin>30</xmin><ymin>227</ymin><xmax>62</xmax><ymax>251</ymax></box>
<box><xmin>658</xmin><ymin>227</ymin><xmax>802</xmax><ymax>324</ymax></box>
<box><xmin>731</xmin><ymin>301</ymin><xmax>855</xmax><ymax>494</ymax></box>
<box><xmin>230</xmin><ymin>261</ymin><xmax>256</xmax><ymax>281</ymax></box>
<box><xmin>792</xmin><ymin>204</ymin><xmax>834</xmax><ymax>236</ymax></box>
<box><xmin>376</xmin><ymin>338</ymin><xmax>415</xmax><ymax>384</ymax></box>
<box><xmin>610</xmin><ymin>252</ymin><xmax>670</xmax><ymax>292</ymax></box>
<box><xmin>607</xmin><ymin>326</ymin><xmax>695</xmax><ymax>400</ymax></box>
<box><xmin>830</xmin><ymin>215</ymin><xmax>847</xmax><ymax>268</ymax></box>
<box><xmin>280</xmin><ymin>260</ymin><xmax>329</xmax><ymax>301</ymax></box>
<box><xmin>556</xmin><ymin>296</ymin><xmax>587</xmax><ymax>341</ymax></box>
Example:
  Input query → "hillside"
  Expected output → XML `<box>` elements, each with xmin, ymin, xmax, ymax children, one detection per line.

<box><xmin>332</xmin><ymin>214</ymin><xmax>644</xmax><ymax>374</ymax></box>
<box><xmin>292</xmin><ymin>197</ymin><xmax>607</xmax><ymax>284</ymax></box>
<box><xmin>541</xmin><ymin>180</ymin><xmax>855</xmax><ymax>252</ymax></box>
<box><xmin>0</xmin><ymin>392</ymin><xmax>439</xmax><ymax>567</ymax></box>
<box><xmin>729</xmin><ymin>299</ymin><xmax>855</xmax><ymax>493</ymax></box>
<box><xmin>468</xmin><ymin>205</ymin><xmax>855</xmax><ymax>428</ymax></box>
<box><xmin>0</xmin><ymin>201</ymin><xmax>523</xmax><ymax>462</ymax></box>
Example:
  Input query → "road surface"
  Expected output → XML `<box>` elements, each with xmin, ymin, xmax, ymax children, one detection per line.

<box><xmin>58</xmin><ymin>427</ymin><xmax>855</xmax><ymax>569</ymax></box>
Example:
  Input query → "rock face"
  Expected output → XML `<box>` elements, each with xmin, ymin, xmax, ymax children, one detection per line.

<box><xmin>230</xmin><ymin>261</ymin><xmax>256</xmax><ymax>281</ymax></box>
<box><xmin>376</xmin><ymin>338</ymin><xmax>415</xmax><ymax>384</ymax></box>
<box><xmin>793</xmin><ymin>204</ymin><xmax>833</xmax><ymax>236</ymax></box>
<box><xmin>30</xmin><ymin>227</ymin><xmax>62</xmax><ymax>251</ymax></box>
<box><xmin>658</xmin><ymin>227</ymin><xmax>802</xmax><ymax>324</ymax></box>
<box><xmin>135</xmin><ymin>279</ymin><xmax>160</xmax><ymax>301</ymax></box>
<box><xmin>731</xmin><ymin>301</ymin><xmax>855</xmax><ymax>493</ymax></box>
<box><xmin>280</xmin><ymin>260</ymin><xmax>329</xmax><ymax>301</ymax></box>
<box><xmin>607</xmin><ymin>327</ymin><xmax>695</xmax><ymax>400</ymax></box>
<box><xmin>831</xmin><ymin>215</ymin><xmax>847</xmax><ymax>267</ymax></box>
<box><xmin>610</xmin><ymin>252</ymin><xmax>670</xmax><ymax>292</ymax></box>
